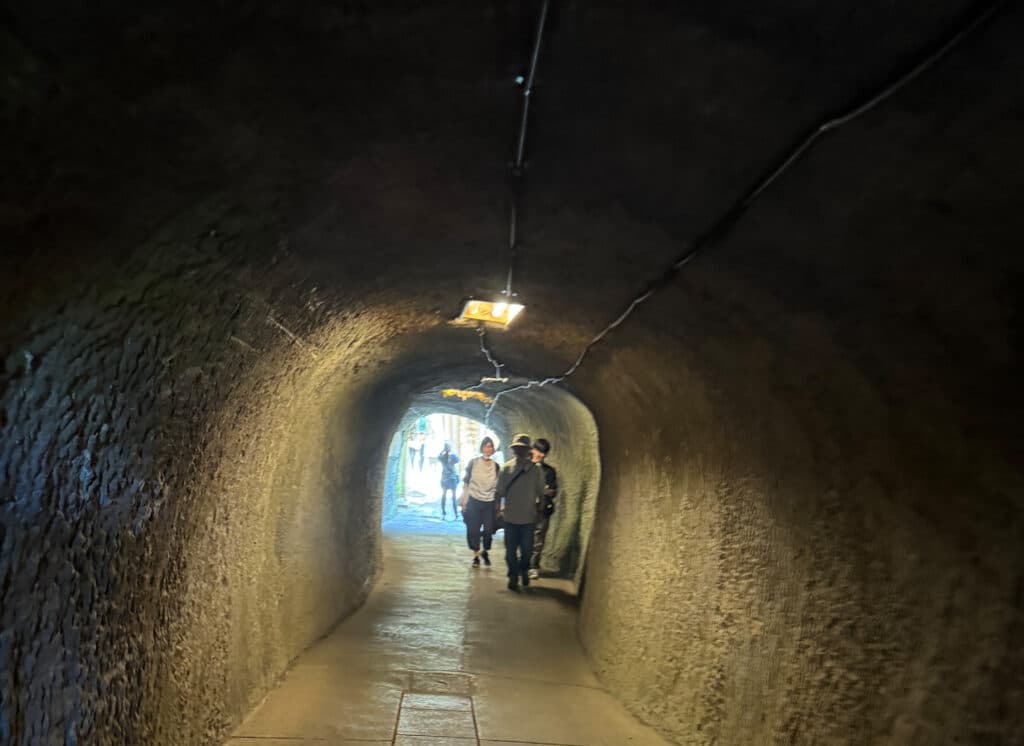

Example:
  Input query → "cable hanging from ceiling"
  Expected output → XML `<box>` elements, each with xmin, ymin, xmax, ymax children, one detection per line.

<box><xmin>460</xmin><ymin>0</ymin><xmax>549</xmax><ymax>394</ymax></box>
<box><xmin>457</xmin><ymin>0</ymin><xmax>548</xmax><ymax>330</ymax></box>
<box><xmin>477</xmin><ymin>0</ymin><xmax>1003</xmax><ymax>424</ymax></box>
<box><xmin>505</xmin><ymin>0</ymin><xmax>549</xmax><ymax>302</ymax></box>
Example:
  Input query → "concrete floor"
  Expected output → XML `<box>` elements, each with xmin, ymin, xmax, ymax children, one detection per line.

<box><xmin>225</xmin><ymin>513</ymin><xmax>668</xmax><ymax>746</ymax></box>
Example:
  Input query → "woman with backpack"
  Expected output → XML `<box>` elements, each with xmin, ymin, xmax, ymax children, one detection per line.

<box><xmin>459</xmin><ymin>437</ymin><xmax>500</xmax><ymax>567</ymax></box>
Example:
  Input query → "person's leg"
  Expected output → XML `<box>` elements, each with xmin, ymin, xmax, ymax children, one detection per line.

<box><xmin>479</xmin><ymin>503</ymin><xmax>495</xmax><ymax>564</ymax></box>
<box><xmin>505</xmin><ymin>524</ymin><xmax>521</xmax><ymax>586</ymax></box>
<box><xmin>465</xmin><ymin>499</ymin><xmax>481</xmax><ymax>554</ymax></box>
<box><xmin>530</xmin><ymin>516</ymin><xmax>549</xmax><ymax>575</ymax></box>
<box><xmin>451</xmin><ymin>491</ymin><xmax>459</xmax><ymax>515</ymax></box>
<box><xmin>441</xmin><ymin>486</ymin><xmax>448</xmax><ymax>517</ymax></box>
<box><xmin>519</xmin><ymin>524</ymin><xmax>535</xmax><ymax>585</ymax></box>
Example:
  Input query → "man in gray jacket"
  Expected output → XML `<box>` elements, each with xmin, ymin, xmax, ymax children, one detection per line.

<box><xmin>495</xmin><ymin>433</ymin><xmax>546</xmax><ymax>591</ymax></box>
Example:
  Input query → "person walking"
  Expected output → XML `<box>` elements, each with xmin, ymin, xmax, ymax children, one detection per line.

<box><xmin>438</xmin><ymin>442</ymin><xmax>460</xmax><ymax>519</ymax></box>
<box><xmin>496</xmin><ymin>433</ymin><xmax>546</xmax><ymax>591</ymax></box>
<box><xmin>459</xmin><ymin>437</ymin><xmax>500</xmax><ymax>567</ymax></box>
<box><xmin>528</xmin><ymin>438</ymin><xmax>558</xmax><ymax>580</ymax></box>
<box><xmin>407</xmin><ymin>430</ymin><xmax>418</xmax><ymax>469</ymax></box>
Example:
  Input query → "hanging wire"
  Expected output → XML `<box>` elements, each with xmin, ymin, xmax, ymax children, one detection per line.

<box><xmin>505</xmin><ymin>0</ymin><xmax>550</xmax><ymax>299</ymax></box>
<box><xmin>477</xmin><ymin>327</ymin><xmax>505</xmax><ymax>379</ymax></box>
<box><xmin>461</xmin><ymin>0</ymin><xmax>550</xmax><ymax>397</ymax></box>
<box><xmin>480</xmin><ymin>0</ymin><xmax>1004</xmax><ymax>424</ymax></box>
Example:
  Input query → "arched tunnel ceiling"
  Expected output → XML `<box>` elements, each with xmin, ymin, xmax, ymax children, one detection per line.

<box><xmin>4</xmin><ymin>1</ymin><xmax>1021</xmax><ymax>456</ymax></box>
<box><xmin>5</xmin><ymin>0</ymin><xmax>1021</xmax><ymax>356</ymax></box>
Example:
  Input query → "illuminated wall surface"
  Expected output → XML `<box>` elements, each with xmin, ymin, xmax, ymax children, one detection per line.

<box><xmin>1</xmin><ymin>2</ymin><xmax>1022</xmax><ymax>745</ymax></box>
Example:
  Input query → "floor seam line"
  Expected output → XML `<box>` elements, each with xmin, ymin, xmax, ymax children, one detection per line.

<box><xmin>482</xmin><ymin>740</ymin><xmax>586</xmax><ymax>746</ymax></box>
<box><xmin>390</xmin><ymin>690</ymin><xmax>405</xmax><ymax>746</ymax></box>
<box><xmin>228</xmin><ymin>736</ymin><xmax>331</xmax><ymax>741</ymax></box>
<box><xmin>458</xmin><ymin>669</ymin><xmax>605</xmax><ymax>692</ymax></box>
<box><xmin>470</xmin><ymin>692</ymin><xmax>482</xmax><ymax>746</ymax></box>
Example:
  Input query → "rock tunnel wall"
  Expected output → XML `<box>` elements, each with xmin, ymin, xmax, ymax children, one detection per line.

<box><xmin>569</xmin><ymin>50</ymin><xmax>1024</xmax><ymax>743</ymax></box>
<box><xmin>576</xmin><ymin>285</ymin><xmax>1022</xmax><ymax>744</ymax></box>
<box><xmin>0</xmin><ymin>206</ymin><xmax>430</xmax><ymax>745</ymax></box>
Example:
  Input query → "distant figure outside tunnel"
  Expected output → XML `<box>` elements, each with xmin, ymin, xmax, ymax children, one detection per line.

<box><xmin>497</xmin><ymin>433</ymin><xmax>546</xmax><ymax>591</ymax></box>
<box><xmin>460</xmin><ymin>437</ymin><xmax>499</xmax><ymax>567</ymax></box>
<box><xmin>529</xmin><ymin>438</ymin><xmax>558</xmax><ymax>579</ymax></box>
<box><xmin>407</xmin><ymin>431</ymin><xmax>418</xmax><ymax>469</ymax></box>
<box><xmin>438</xmin><ymin>442</ymin><xmax>460</xmax><ymax>519</ymax></box>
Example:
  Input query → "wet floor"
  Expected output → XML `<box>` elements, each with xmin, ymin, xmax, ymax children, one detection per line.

<box><xmin>225</xmin><ymin>510</ymin><xmax>668</xmax><ymax>746</ymax></box>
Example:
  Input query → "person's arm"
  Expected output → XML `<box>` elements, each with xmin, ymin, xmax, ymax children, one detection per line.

<box><xmin>495</xmin><ymin>467</ymin><xmax>510</xmax><ymax>513</ymax></box>
<box><xmin>546</xmin><ymin>465</ymin><xmax>558</xmax><ymax>498</ymax></box>
<box><xmin>543</xmin><ymin>465</ymin><xmax>558</xmax><ymax>516</ymax></box>
<box><xmin>459</xmin><ymin>459</ymin><xmax>474</xmax><ymax>510</ymax></box>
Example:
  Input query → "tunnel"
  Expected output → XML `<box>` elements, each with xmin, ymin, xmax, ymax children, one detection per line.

<box><xmin>382</xmin><ymin>393</ymin><xmax>600</xmax><ymax>581</ymax></box>
<box><xmin>1</xmin><ymin>1</ymin><xmax>1022</xmax><ymax>744</ymax></box>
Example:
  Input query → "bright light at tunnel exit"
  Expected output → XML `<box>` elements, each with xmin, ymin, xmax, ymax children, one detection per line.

<box><xmin>458</xmin><ymin>299</ymin><xmax>524</xmax><ymax>327</ymax></box>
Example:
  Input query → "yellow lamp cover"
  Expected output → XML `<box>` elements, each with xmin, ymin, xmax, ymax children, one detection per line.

<box><xmin>458</xmin><ymin>299</ymin><xmax>525</xmax><ymax>327</ymax></box>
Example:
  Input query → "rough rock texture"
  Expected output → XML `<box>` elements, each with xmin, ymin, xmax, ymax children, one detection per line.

<box><xmin>0</xmin><ymin>211</ymin><xmax>426</xmax><ymax>743</ymax></box>
<box><xmin>573</xmin><ymin>10</ymin><xmax>1024</xmax><ymax>744</ymax></box>
<box><xmin>2</xmin><ymin>2</ymin><xmax>1023</xmax><ymax>745</ymax></box>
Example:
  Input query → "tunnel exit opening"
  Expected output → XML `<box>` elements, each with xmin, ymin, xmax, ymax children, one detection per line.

<box><xmin>374</xmin><ymin>384</ymin><xmax>602</xmax><ymax>586</ymax></box>
<box><xmin>382</xmin><ymin>411</ymin><xmax>502</xmax><ymax>528</ymax></box>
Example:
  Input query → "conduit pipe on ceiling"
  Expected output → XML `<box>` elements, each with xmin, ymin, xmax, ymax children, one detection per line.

<box><xmin>506</xmin><ymin>0</ymin><xmax>550</xmax><ymax>298</ymax></box>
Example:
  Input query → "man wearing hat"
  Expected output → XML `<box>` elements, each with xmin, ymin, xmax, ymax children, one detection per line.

<box><xmin>495</xmin><ymin>433</ymin><xmax>547</xmax><ymax>591</ymax></box>
<box><xmin>528</xmin><ymin>438</ymin><xmax>558</xmax><ymax>580</ymax></box>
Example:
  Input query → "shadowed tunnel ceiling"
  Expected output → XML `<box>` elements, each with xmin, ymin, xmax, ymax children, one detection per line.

<box><xmin>1</xmin><ymin>1</ymin><xmax>1022</xmax><ymax>744</ymax></box>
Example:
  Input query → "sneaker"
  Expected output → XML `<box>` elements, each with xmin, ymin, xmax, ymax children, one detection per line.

<box><xmin>481</xmin><ymin>551</ymin><xmax>491</xmax><ymax>567</ymax></box>
<box><xmin>507</xmin><ymin>579</ymin><xmax>519</xmax><ymax>591</ymax></box>
<box><xmin>472</xmin><ymin>556</ymin><xmax>481</xmax><ymax>568</ymax></box>
<box><xmin>528</xmin><ymin>568</ymin><xmax>539</xmax><ymax>580</ymax></box>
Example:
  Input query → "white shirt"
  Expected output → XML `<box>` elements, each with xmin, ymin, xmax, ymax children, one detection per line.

<box><xmin>465</xmin><ymin>456</ymin><xmax>498</xmax><ymax>502</ymax></box>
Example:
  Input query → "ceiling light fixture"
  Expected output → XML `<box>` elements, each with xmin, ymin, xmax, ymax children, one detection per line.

<box><xmin>458</xmin><ymin>299</ymin><xmax>525</xmax><ymax>327</ymax></box>
<box><xmin>454</xmin><ymin>1</ymin><xmax>548</xmax><ymax>332</ymax></box>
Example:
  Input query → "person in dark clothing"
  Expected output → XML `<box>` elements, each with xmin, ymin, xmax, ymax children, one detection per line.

<box><xmin>528</xmin><ymin>438</ymin><xmax>558</xmax><ymax>579</ymax></box>
<box><xmin>495</xmin><ymin>433</ymin><xmax>546</xmax><ymax>591</ymax></box>
<box><xmin>438</xmin><ymin>443</ymin><xmax>460</xmax><ymax>519</ymax></box>
<box><xmin>459</xmin><ymin>437</ymin><xmax>500</xmax><ymax>566</ymax></box>
<box><xmin>407</xmin><ymin>431</ymin><xmax>418</xmax><ymax>468</ymax></box>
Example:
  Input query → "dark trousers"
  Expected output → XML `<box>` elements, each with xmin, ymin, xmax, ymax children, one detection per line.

<box><xmin>504</xmin><ymin>522</ymin><xmax>535</xmax><ymax>580</ymax></box>
<box><xmin>530</xmin><ymin>515</ymin><xmax>550</xmax><ymax>570</ymax></box>
<box><xmin>441</xmin><ymin>485</ymin><xmax>457</xmax><ymax>514</ymax></box>
<box><xmin>464</xmin><ymin>497</ymin><xmax>494</xmax><ymax>552</ymax></box>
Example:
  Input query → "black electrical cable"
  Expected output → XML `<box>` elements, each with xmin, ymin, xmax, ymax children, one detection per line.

<box><xmin>477</xmin><ymin>327</ymin><xmax>505</xmax><ymax>379</ymax></box>
<box><xmin>481</xmin><ymin>0</ymin><xmax>1004</xmax><ymax>422</ymax></box>
<box><xmin>505</xmin><ymin>0</ymin><xmax>550</xmax><ymax>298</ymax></box>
